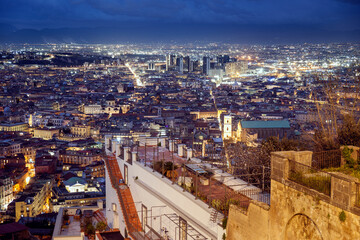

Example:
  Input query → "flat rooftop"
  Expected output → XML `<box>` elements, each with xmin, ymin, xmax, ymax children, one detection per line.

<box><xmin>60</xmin><ymin>216</ymin><xmax>80</xmax><ymax>237</ymax></box>
<box><xmin>53</xmin><ymin>206</ymin><xmax>106</xmax><ymax>239</ymax></box>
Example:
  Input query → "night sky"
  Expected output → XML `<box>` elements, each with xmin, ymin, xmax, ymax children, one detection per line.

<box><xmin>0</xmin><ymin>0</ymin><xmax>359</xmax><ymax>43</ymax></box>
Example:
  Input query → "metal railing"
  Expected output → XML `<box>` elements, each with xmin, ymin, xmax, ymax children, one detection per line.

<box><xmin>150</xmin><ymin>160</ymin><xmax>269</xmax><ymax>216</ymax></box>
<box><xmin>312</xmin><ymin>149</ymin><xmax>341</xmax><ymax>169</ymax></box>
<box><xmin>289</xmin><ymin>160</ymin><xmax>332</xmax><ymax>196</ymax></box>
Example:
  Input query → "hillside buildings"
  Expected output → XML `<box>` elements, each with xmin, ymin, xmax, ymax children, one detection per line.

<box><xmin>0</xmin><ymin>43</ymin><xmax>358</xmax><ymax>238</ymax></box>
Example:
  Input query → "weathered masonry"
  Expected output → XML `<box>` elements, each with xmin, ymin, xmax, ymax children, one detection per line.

<box><xmin>227</xmin><ymin>150</ymin><xmax>360</xmax><ymax>240</ymax></box>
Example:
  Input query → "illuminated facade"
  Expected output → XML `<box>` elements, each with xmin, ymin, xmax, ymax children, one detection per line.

<box><xmin>0</xmin><ymin>123</ymin><xmax>28</xmax><ymax>132</ymax></box>
<box><xmin>223</xmin><ymin>115</ymin><xmax>232</xmax><ymax>139</ymax></box>
<box><xmin>225</xmin><ymin>61</ymin><xmax>248</xmax><ymax>76</ymax></box>
<box><xmin>15</xmin><ymin>178</ymin><xmax>54</xmax><ymax>221</ymax></box>
<box><xmin>0</xmin><ymin>176</ymin><xmax>13</xmax><ymax>211</ymax></box>
<box><xmin>33</xmin><ymin>128</ymin><xmax>59</xmax><ymax>140</ymax></box>
<box><xmin>71</xmin><ymin>125</ymin><xmax>91</xmax><ymax>138</ymax></box>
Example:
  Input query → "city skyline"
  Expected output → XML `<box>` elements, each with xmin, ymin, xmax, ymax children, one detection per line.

<box><xmin>0</xmin><ymin>39</ymin><xmax>359</xmax><ymax>239</ymax></box>
<box><xmin>0</xmin><ymin>1</ymin><xmax>359</xmax><ymax>238</ymax></box>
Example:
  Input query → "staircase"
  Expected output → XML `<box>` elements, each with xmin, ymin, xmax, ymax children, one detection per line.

<box><xmin>104</xmin><ymin>154</ymin><xmax>142</xmax><ymax>239</ymax></box>
<box><xmin>94</xmin><ymin>210</ymin><xmax>107</xmax><ymax>224</ymax></box>
<box><xmin>210</xmin><ymin>208</ymin><xmax>222</xmax><ymax>223</ymax></box>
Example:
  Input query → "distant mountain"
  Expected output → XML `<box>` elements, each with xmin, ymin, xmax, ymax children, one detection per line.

<box><xmin>0</xmin><ymin>23</ymin><xmax>17</xmax><ymax>42</ymax></box>
<box><xmin>0</xmin><ymin>23</ymin><xmax>359</xmax><ymax>44</ymax></box>
<box><xmin>0</xmin><ymin>23</ymin><xmax>17</xmax><ymax>33</ymax></box>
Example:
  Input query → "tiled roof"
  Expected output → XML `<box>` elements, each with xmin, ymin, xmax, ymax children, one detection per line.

<box><xmin>240</xmin><ymin>120</ymin><xmax>290</xmax><ymax>129</ymax></box>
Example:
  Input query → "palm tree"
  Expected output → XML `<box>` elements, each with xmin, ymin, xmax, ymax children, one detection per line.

<box><xmin>164</xmin><ymin>161</ymin><xmax>178</xmax><ymax>178</ymax></box>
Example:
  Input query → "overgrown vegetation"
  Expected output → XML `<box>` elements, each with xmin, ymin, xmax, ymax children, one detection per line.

<box><xmin>222</xmin><ymin>217</ymin><xmax>228</xmax><ymax>229</ymax></box>
<box><xmin>85</xmin><ymin>223</ymin><xmax>95</xmax><ymax>236</ymax></box>
<box><xmin>153</xmin><ymin>161</ymin><xmax>178</xmax><ymax>179</ymax></box>
<box><xmin>81</xmin><ymin>216</ymin><xmax>95</xmax><ymax>238</ymax></box>
<box><xmin>289</xmin><ymin>171</ymin><xmax>331</xmax><ymax>196</ymax></box>
<box><xmin>95</xmin><ymin>221</ymin><xmax>107</xmax><ymax>232</ymax></box>
<box><xmin>322</xmin><ymin>146</ymin><xmax>360</xmax><ymax>181</ymax></box>
<box><xmin>211</xmin><ymin>198</ymin><xmax>245</xmax><ymax>214</ymax></box>
<box><xmin>226</xmin><ymin>136</ymin><xmax>302</xmax><ymax>191</ymax></box>
<box><xmin>338</xmin><ymin>116</ymin><xmax>360</xmax><ymax>147</ymax></box>
<box><xmin>342</xmin><ymin>146</ymin><xmax>359</xmax><ymax>169</ymax></box>
<box><xmin>339</xmin><ymin>210</ymin><xmax>346</xmax><ymax>222</ymax></box>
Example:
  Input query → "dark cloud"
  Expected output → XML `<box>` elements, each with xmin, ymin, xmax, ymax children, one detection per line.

<box><xmin>82</xmin><ymin>0</ymin><xmax>253</xmax><ymax>23</ymax></box>
<box><xmin>0</xmin><ymin>0</ymin><xmax>359</xmax><ymax>42</ymax></box>
<box><xmin>337</xmin><ymin>0</ymin><xmax>360</xmax><ymax>4</ymax></box>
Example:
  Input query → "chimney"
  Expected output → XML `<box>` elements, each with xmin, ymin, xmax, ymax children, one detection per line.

<box><xmin>124</xmin><ymin>147</ymin><xmax>130</xmax><ymax>161</ymax></box>
<box><xmin>178</xmin><ymin>144</ymin><xmax>185</xmax><ymax>157</ymax></box>
<box><xmin>132</xmin><ymin>152</ymin><xmax>137</xmax><ymax>162</ymax></box>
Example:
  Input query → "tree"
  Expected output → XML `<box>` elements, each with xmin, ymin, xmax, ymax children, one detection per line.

<box><xmin>261</xmin><ymin>136</ymin><xmax>299</xmax><ymax>157</ymax></box>
<box><xmin>309</xmin><ymin>71</ymin><xmax>360</xmax><ymax>150</ymax></box>
<box><xmin>225</xmin><ymin>137</ymin><xmax>300</xmax><ymax>191</ymax></box>
<box><xmin>338</xmin><ymin>115</ymin><xmax>360</xmax><ymax>146</ymax></box>
<box><xmin>154</xmin><ymin>161</ymin><xmax>178</xmax><ymax>178</ymax></box>
<box><xmin>95</xmin><ymin>221</ymin><xmax>107</xmax><ymax>232</ymax></box>
<box><xmin>164</xmin><ymin>161</ymin><xmax>178</xmax><ymax>179</ymax></box>
<box><xmin>85</xmin><ymin>223</ymin><xmax>95</xmax><ymax>236</ymax></box>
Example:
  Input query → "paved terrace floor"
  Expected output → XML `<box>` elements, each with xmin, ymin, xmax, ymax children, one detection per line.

<box><xmin>60</xmin><ymin>216</ymin><xmax>81</xmax><ymax>237</ymax></box>
<box><xmin>59</xmin><ymin>210</ymin><xmax>108</xmax><ymax>238</ymax></box>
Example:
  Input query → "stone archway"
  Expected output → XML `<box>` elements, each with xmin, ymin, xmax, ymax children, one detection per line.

<box><xmin>285</xmin><ymin>214</ymin><xmax>323</xmax><ymax>240</ymax></box>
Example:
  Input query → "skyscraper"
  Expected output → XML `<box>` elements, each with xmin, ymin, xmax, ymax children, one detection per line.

<box><xmin>148</xmin><ymin>62</ymin><xmax>155</xmax><ymax>70</ymax></box>
<box><xmin>189</xmin><ymin>60</ymin><xmax>194</xmax><ymax>72</ymax></box>
<box><xmin>184</xmin><ymin>56</ymin><xmax>190</xmax><ymax>72</ymax></box>
<box><xmin>217</xmin><ymin>55</ymin><xmax>230</xmax><ymax>65</ymax></box>
<box><xmin>166</xmin><ymin>54</ymin><xmax>176</xmax><ymax>71</ymax></box>
<box><xmin>178</xmin><ymin>56</ymin><xmax>183</xmax><ymax>74</ymax></box>
<box><xmin>203</xmin><ymin>56</ymin><xmax>210</xmax><ymax>75</ymax></box>
<box><xmin>170</xmin><ymin>55</ymin><xmax>176</xmax><ymax>66</ymax></box>
<box><xmin>166</xmin><ymin>54</ymin><xmax>171</xmax><ymax>71</ymax></box>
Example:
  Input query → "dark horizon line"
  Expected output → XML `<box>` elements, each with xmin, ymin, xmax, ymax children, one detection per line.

<box><xmin>1</xmin><ymin>22</ymin><xmax>360</xmax><ymax>45</ymax></box>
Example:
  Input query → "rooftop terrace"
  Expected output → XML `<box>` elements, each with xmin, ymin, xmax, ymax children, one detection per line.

<box><xmin>53</xmin><ymin>205</ymin><xmax>106</xmax><ymax>240</ymax></box>
<box><xmin>112</xmin><ymin>140</ymin><xmax>270</xmax><ymax>216</ymax></box>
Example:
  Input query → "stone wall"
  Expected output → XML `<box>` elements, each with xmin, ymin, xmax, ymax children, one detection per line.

<box><xmin>226</xmin><ymin>150</ymin><xmax>360</xmax><ymax>240</ymax></box>
<box><xmin>269</xmin><ymin>180</ymin><xmax>360</xmax><ymax>240</ymax></box>
<box><xmin>226</xmin><ymin>201</ymin><xmax>269</xmax><ymax>240</ymax></box>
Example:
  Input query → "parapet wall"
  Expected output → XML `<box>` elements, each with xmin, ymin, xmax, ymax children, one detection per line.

<box><xmin>226</xmin><ymin>150</ymin><xmax>360</xmax><ymax>240</ymax></box>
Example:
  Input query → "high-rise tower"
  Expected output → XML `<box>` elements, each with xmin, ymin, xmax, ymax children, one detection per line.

<box><xmin>203</xmin><ymin>56</ymin><xmax>210</xmax><ymax>75</ymax></box>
